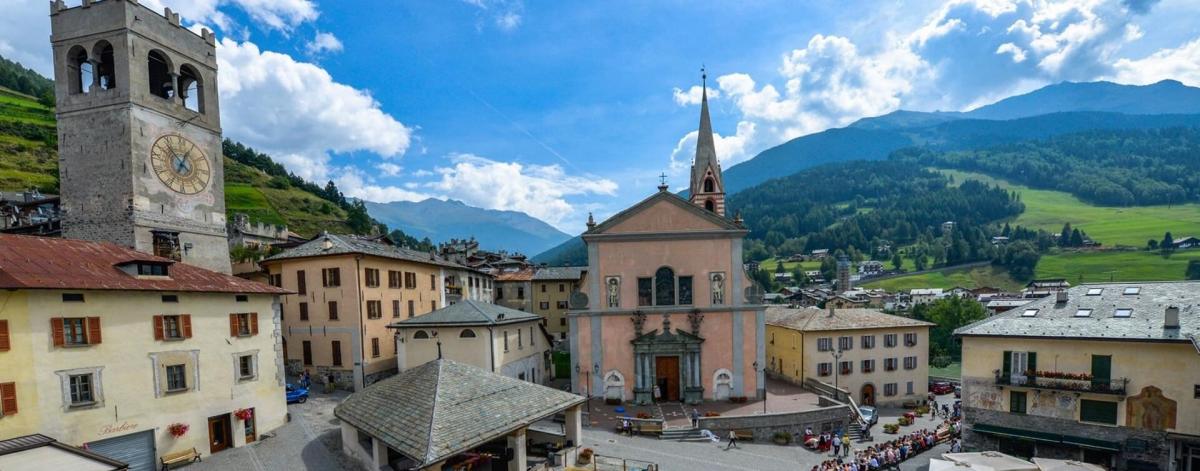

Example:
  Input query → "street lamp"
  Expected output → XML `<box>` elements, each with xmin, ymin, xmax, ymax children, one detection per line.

<box><xmin>752</xmin><ymin>361</ymin><xmax>767</xmax><ymax>414</ymax></box>
<box><xmin>831</xmin><ymin>348</ymin><xmax>844</xmax><ymax>393</ymax></box>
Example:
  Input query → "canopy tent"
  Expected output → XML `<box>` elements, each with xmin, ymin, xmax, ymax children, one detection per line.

<box><xmin>1032</xmin><ymin>458</ymin><xmax>1107</xmax><ymax>471</ymax></box>
<box><xmin>940</xmin><ymin>452</ymin><xmax>1039</xmax><ymax>471</ymax></box>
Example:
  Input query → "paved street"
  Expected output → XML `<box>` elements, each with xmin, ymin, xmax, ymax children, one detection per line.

<box><xmin>190</xmin><ymin>386</ymin><xmax>362</xmax><ymax>471</ymax></box>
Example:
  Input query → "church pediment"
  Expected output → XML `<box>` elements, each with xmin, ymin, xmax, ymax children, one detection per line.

<box><xmin>631</xmin><ymin>327</ymin><xmax>705</xmax><ymax>345</ymax></box>
<box><xmin>586</xmin><ymin>192</ymin><xmax>741</xmax><ymax>235</ymax></box>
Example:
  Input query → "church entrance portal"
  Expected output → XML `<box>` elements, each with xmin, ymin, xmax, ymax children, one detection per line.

<box><xmin>861</xmin><ymin>383</ymin><xmax>876</xmax><ymax>406</ymax></box>
<box><xmin>655</xmin><ymin>356</ymin><xmax>681</xmax><ymax>402</ymax></box>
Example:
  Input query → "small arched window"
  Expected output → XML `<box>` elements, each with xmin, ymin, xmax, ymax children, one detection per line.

<box><xmin>147</xmin><ymin>50</ymin><xmax>173</xmax><ymax>99</ymax></box>
<box><xmin>655</xmin><ymin>266</ymin><xmax>676</xmax><ymax>306</ymax></box>
<box><xmin>704</xmin><ymin>177</ymin><xmax>715</xmax><ymax>193</ymax></box>
<box><xmin>92</xmin><ymin>40</ymin><xmax>115</xmax><ymax>90</ymax></box>
<box><xmin>412</xmin><ymin>330</ymin><xmax>430</xmax><ymax>339</ymax></box>
<box><xmin>67</xmin><ymin>46</ymin><xmax>90</xmax><ymax>94</ymax></box>
<box><xmin>704</xmin><ymin>199</ymin><xmax>715</xmax><ymax>212</ymax></box>
<box><xmin>459</xmin><ymin>329</ymin><xmax>477</xmax><ymax>338</ymax></box>
<box><xmin>179</xmin><ymin>64</ymin><xmax>204</xmax><ymax>113</ymax></box>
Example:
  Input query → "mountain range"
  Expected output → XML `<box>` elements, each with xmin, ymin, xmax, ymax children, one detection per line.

<box><xmin>534</xmin><ymin>79</ymin><xmax>1200</xmax><ymax>265</ymax></box>
<box><xmin>365</xmin><ymin>199</ymin><xmax>570</xmax><ymax>256</ymax></box>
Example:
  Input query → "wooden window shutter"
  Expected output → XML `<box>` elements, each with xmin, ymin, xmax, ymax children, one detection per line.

<box><xmin>1001</xmin><ymin>350</ymin><xmax>1012</xmax><ymax>377</ymax></box>
<box><xmin>182</xmin><ymin>315</ymin><xmax>193</xmax><ymax>338</ymax></box>
<box><xmin>51</xmin><ymin>318</ymin><xmax>65</xmax><ymax>347</ymax></box>
<box><xmin>153</xmin><ymin>315</ymin><xmax>165</xmax><ymax>341</ymax></box>
<box><xmin>0</xmin><ymin>320</ymin><xmax>9</xmax><ymax>351</ymax></box>
<box><xmin>230</xmin><ymin>314</ymin><xmax>239</xmax><ymax>337</ymax></box>
<box><xmin>87</xmin><ymin>317</ymin><xmax>102</xmax><ymax>344</ymax></box>
<box><xmin>0</xmin><ymin>382</ymin><xmax>15</xmax><ymax>415</ymax></box>
<box><xmin>250</xmin><ymin>313</ymin><xmax>259</xmax><ymax>335</ymax></box>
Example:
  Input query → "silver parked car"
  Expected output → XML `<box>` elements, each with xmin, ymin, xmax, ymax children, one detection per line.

<box><xmin>858</xmin><ymin>405</ymin><xmax>878</xmax><ymax>426</ymax></box>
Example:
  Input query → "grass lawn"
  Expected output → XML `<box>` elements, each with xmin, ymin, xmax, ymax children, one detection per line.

<box><xmin>1035</xmin><ymin>249</ymin><xmax>1200</xmax><ymax>283</ymax></box>
<box><xmin>929</xmin><ymin>362</ymin><xmax>961</xmax><ymax>380</ymax></box>
<box><xmin>939</xmin><ymin>169</ymin><xmax>1200</xmax><ymax>248</ymax></box>
<box><xmin>760</xmin><ymin>254</ymin><xmax>919</xmax><ymax>274</ymax></box>
<box><xmin>861</xmin><ymin>264</ymin><xmax>1022</xmax><ymax>292</ymax></box>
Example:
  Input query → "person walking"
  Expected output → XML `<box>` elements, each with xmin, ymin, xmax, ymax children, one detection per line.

<box><xmin>842</xmin><ymin>434</ymin><xmax>851</xmax><ymax>457</ymax></box>
<box><xmin>691</xmin><ymin>408</ymin><xmax>700</xmax><ymax>428</ymax></box>
<box><xmin>725</xmin><ymin>430</ymin><xmax>739</xmax><ymax>450</ymax></box>
<box><xmin>832</xmin><ymin>433</ymin><xmax>842</xmax><ymax>457</ymax></box>
<box><xmin>300</xmin><ymin>369</ymin><xmax>311</xmax><ymax>389</ymax></box>
<box><xmin>653</xmin><ymin>384</ymin><xmax>662</xmax><ymax>404</ymax></box>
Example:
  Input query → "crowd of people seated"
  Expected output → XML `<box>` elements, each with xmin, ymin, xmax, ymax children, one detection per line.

<box><xmin>809</xmin><ymin>418</ymin><xmax>962</xmax><ymax>471</ymax></box>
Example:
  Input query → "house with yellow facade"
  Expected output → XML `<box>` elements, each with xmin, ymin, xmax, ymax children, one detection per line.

<box><xmin>766</xmin><ymin>307</ymin><xmax>933</xmax><ymax>407</ymax></box>
<box><xmin>0</xmin><ymin>235</ymin><xmax>288</xmax><ymax>470</ymax></box>
<box><xmin>261</xmin><ymin>232</ymin><xmax>491</xmax><ymax>390</ymax></box>
<box><xmin>390</xmin><ymin>300</ymin><xmax>553</xmax><ymax>383</ymax></box>
<box><xmin>531</xmin><ymin>266</ymin><xmax>585</xmax><ymax>341</ymax></box>
<box><xmin>956</xmin><ymin>282</ymin><xmax>1200</xmax><ymax>471</ymax></box>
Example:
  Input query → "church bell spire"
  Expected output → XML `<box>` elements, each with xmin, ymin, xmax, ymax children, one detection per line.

<box><xmin>689</xmin><ymin>67</ymin><xmax>725</xmax><ymax>216</ymax></box>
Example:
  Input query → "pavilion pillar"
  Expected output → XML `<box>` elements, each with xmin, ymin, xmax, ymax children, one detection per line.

<box><xmin>507</xmin><ymin>428</ymin><xmax>527</xmax><ymax>471</ymax></box>
<box><xmin>565</xmin><ymin>404</ymin><xmax>583</xmax><ymax>447</ymax></box>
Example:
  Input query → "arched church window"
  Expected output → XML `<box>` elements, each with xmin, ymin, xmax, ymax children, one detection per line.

<box><xmin>654</xmin><ymin>267</ymin><xmax>675</xmax><ymax>306</ymax></box>
<box><xmin>459</xmin><ymin>329</ymin><xmax>476</xmax><ymax>338</ymax></box>
<box><xmin>704</xmin><ymin>199</ymin><xmax>715</xmax><ymax>212</ymax></box>
<box><xmin>92</xmin><ymin>40</ymin><xmax>115</xmax><ymax>90</ymax></box>
<box><xmin>147</xmin><ymin>50</ymin><xmax>173</xmax><ymax>99</ymax></box>
<box><xmin>412</xmin><ymin>330</ymin><xmax>430</xmax><ymax>339</ymax></box>
<box><xmin>67</xmin><ymin>46</ymin><xmax>89</xmax><ymax>94</ymax></box>
<box><xmin>179</xmin><ymin>64</ymin><xmax>204</xmax><ymax>113</ymax></box>
<box><xmin>704</xmin><ymin>177</ymin><xmax>714</xmax><ymax>193</ymax></box>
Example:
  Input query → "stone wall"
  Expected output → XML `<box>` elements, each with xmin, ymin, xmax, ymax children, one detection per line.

<box><xmin>964</xmin><ymin>407</ymin><xmax>1169</xmax><ymax>471</ymax></box>
<box><xmin>696</xmin><ymin>405</ymin><xmax>853</xmax><ymax>443</ymax></box>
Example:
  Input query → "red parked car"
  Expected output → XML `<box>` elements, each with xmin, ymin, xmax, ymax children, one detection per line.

<box><xmin>929</xmin><ymin>381</ymin><xmax>954</xmax><ymax>395</ymax></box>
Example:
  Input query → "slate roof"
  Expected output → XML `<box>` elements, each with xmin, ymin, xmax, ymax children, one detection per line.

<box><xmin>494</xmin><ymin>268</ymin><xmax>535</xmax><ymax>281</ymax></box>
<box><xmin>389</xmin><ymin>300</ymin><xmax>541</xmax><ymax>328</ymax></box>
<box><xmin>766</xmin><ymin>306</ymin><xmax>934</xmax><ymax>332</ymax></box>
<box><xmin>955</xmin><ymin>282</ymin><xmax>1200</xmax><ymax>347</ymax></box>
<box><xmin>532</xmin><ymin>266</ymin><xmax>585</xmax><ymax>281</ymax></box>
<box><xmin>0</xmin><ymin>434</ymin><xmax>129</xmax><ymax>470</ymax></box>
<box><xmin>333</xmin><ymin>359</ymin><xmax>584</xmax><ymax>468</ymax></box>
<box><xmin>0</xmin><ymin>234</ymin><xmax>287</xmax><ymax>294</ymax></box>
<box><xmin>262</xmin><ymin>232</ymin><xmax>467</xmax><ymax>269</ymax></box>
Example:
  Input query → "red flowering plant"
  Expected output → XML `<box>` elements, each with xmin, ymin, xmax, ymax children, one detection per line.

<box><xmin>234</xmin><ymin>408</ymin><xmax>254</xmax><ymax>421</ymax></box>
<box><xmin>167</xmin><ymin>422</ymin><xmax>189</xmax><ymax>438</ymax></box>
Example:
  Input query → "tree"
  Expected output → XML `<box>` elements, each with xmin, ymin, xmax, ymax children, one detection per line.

<box><xmin>1188</xmin><ymin>260</ymin><xmax>1200</xmax><ymax>280</ymax></box>
<box><xmin>1162</xmin><ymin>231</ymin><xmax>1175</xmax><ymax>257</ymax></box>
<box><xmin>921</xmin><ymin>296</ymin><xmax>987</xmax><ymax>361</ymax></box>
<box><xmin>891</xmin><ymin>253</ymin><xmax>903</xmax><ymax>271</ymax></box>
<box><xmin>1059</xmin><ymin>223</ymin><xmax>1072</xmax><ymax>247</ymax></box>
<box><xmin>775</xmin><ymin>260</ymin><xmax>785</xmax><ymax>273</ymax></box>
<box><xmin>913</xmin><ymin>249</ymin><xmax>928</xmax><ymax>271</ymax></box>
<box><xmin>1147</xmin><ymin>239</ymin><xmax>1159</xmax><ymax>251</ymax></box>
<box><xmin>1070</xmin><ymin>228</ymin><xmax>1084</xmax><ymax>247</ymax></box>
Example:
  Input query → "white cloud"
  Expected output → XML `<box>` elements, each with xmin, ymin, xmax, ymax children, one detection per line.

<box><xmin>1109</xmin><ymin>37</ymin><xmax>1200</xmax><ymax>86</ymax></box>
<box><xmin>426</xmin><ymin>153</ymin><xmax>616</xmax><ymax>230</ymax></box>
<box><xmin>137</xmin><ymin>0</ymin><xmax>317</xmax><ymax>32</ymax></box>
<box><xmin>0</xmin><ymin>0</ymin><xmax>52</xmax><ymax>75</ymax></box>
<box><xmin>668</xmin><ymin>120</ymin><xmax>758</xmax><ymax>178</ymax></box>
<box><xmin>216</xmin><ymin>38</ymin><xmax>413</xmax><ymax>181</ymax></box>
<box><xmin>995</xmin><ymin>42</ymin><xmax>1027</xmax><ymax>62</ymax></box>
<box><xmin>305</xmin><ymin>32</ymin><xmax>344</xmax><ymax>55</ymax></box>
<box><xmin>375</xmin><ymin>162</ymin><xmax>403</xmax><ymax>177</ymax></box>
<box><xmin>495</xmin><ymin>11</ymin><xmax>522</xmax><ymax>31</ymax></box>
<box><xmin>672</xmin><ymin>85</ymin><xmax>720</xmax><ymax>106</ymax></box>
<box><xmin>463</xmin><ymin>0</ymin><xmax>524</xmax><ymax>32</ymax></box>
<box><xmin>336</xmin><ymin>168</ymin><xmax>430</xmax><ymax>203</ymax></box>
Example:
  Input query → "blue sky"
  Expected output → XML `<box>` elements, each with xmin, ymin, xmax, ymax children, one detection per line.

<box><xmin>4</xmin><ymin>0</ymin><xmax>1200</xmax><ymax>234</ymax></box>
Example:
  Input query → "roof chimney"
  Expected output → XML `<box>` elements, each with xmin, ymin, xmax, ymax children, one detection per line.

<box><xmin>1165</xmin><ymin>306</ymin><xmax>1180</xmax><ymax>329</ymax></box>
<box><xmin>1055</xmin><ymin>290</ymin><xmax>1068</xmax><ymax>304</ymax></box>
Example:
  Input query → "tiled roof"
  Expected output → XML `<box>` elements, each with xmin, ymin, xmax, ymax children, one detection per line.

<box><xmin>333</xmin><ymin>359</ymin><xmax>584</xmax><ymax>468</ymax></box>
<box><xmin>584</xmin><ymin>190</ymin><xmax>745</xmax><ymax>235</ymax></box>
<box><xmin>531</xmin><ymin>266</ymin><xmax>585</xmax><ymax>281</ymax></box>
<box><xmin>494</xmin><ymin>268</ymin><xmax>536</xmax><ymax>281</ymax></box>
<box><xmin>0</xmin><ymin>234</ymin><xmax>286</xmax><ymax>294</ymax></box>
<box><xmin>767</xmin><ymin>306</ymin><xmax>934</xmax><ymax>332</ymax></box>
<box><xmin>389</xmin><ymin>300</ymin><xmax>541</xmax><ymax>327</ymax></box>
<box><xmin>955</xmin><ymin>282</ymin><xmax>1200</xmax><ymax>344</ymax></box>
<box><xmin>262</xmin><ymin>233</ymin><xmax>467</xmax><ymax>269</ymax></box>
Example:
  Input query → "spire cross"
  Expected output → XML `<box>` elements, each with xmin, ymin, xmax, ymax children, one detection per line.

<box><xmin>659</xmin><ymin>173</ymin><xmax>668</xmax><ymax>185</ymax></box>
<box><xmin>701</xmin><ymin>64</ymin><xmax>706</xmax><ymax>87</ymax></box>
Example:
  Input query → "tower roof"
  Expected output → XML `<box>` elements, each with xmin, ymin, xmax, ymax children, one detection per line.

<box><xmin>690</xmin><ymin>74</ymin><xmax>723</xmax><ymax>195</ymax></box>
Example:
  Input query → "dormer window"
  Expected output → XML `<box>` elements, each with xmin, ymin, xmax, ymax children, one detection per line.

<box><xmin>1074</xmin><ymin>309</ymin><xmax>1092</xmax><ymax>317</ymax></box>
<box><xmin>137</xmin><ymin>263</ymin><xmax>169</xmax><ymax>277</ymax></box>
<box><xmin>1086</xmin><ymin>288</ymin><xmax>1103</xmax><ymax>296</ymax></box>
<box><xmin>1020</xmin><ymin>309</ymin><xmax>1038</xmax><ymax>317</ymax></box>
<box><xmin>1114</xmin><ymin>308</ymin><xmax>1132</xmax><ymax>318</ymax></box>
<box><xmin>1123</xmin><ymin>287</ymin><xmax>1141</xmax><ymax>295</ymax></box>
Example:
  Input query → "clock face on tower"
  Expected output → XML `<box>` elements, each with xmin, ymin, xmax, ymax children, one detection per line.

<box><xmin>150</xmin><ymin>134</ymin><xmax>211</xmax><ymax>195</ymax></box>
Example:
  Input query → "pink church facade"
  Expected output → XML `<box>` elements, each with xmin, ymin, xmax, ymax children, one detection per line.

<box><xmin>568</xmin><ymin>80</ymin><xmax>765</xmax><ymax>404</ymax></box>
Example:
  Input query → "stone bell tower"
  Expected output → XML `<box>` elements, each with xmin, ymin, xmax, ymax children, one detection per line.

<box><xmin>50</xmin><ymin>0</ymin><xmax>231</xmax><ymax>273</ymax></box>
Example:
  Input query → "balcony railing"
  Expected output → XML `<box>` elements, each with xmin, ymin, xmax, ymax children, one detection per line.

<box><xmin>994</xmin><ymin>372</ymin><xmax>1128</xmax><ymax>396</ymax></box>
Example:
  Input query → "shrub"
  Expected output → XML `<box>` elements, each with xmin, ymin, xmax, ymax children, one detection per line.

<box><xmin>883</xmin><ymin>423</ymin><xmax>900</xmax><ymax>434</ymax></box>
<box><xmin>772</xmin><ymin>431</ymin><xmax>791</xmax><ymax>445</ymax></box>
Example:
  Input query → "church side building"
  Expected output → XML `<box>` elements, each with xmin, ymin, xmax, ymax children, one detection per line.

<box><xmin>568</xmin><ymin>80</ymin><xmax>765</xmax><ymax>404</ymax></box>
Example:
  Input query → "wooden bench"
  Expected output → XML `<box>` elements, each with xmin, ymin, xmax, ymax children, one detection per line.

<box><xmin>160</xmin><ymin>448</ymin><xmax>201</xmax><ymax>470</ymax></box>
<box><xmin>733</xmin><ymin>430</ymin><xmax>754</xmax><ymax>441</ymax></box>
<box><xmin>634</xmin><ymin>422</ymin><xmax>663</xmax><ymax>436</ymax></box>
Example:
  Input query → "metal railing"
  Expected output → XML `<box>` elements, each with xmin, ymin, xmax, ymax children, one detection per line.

<box><xmin>994</xmin><ymin>372</ymin><xmax>1128</xmax><ymax>396</ymax></box>
<box><xmin>554</xmin><ymin>447</ymin><xmax>659</xmax><ymax>471</ymax></box>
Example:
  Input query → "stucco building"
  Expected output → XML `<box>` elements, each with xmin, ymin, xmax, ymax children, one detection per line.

<box><xmin>391</xmin><ymin>300</ymin><xmax>553</xmax><ymax>383</ymax></box>
<box><xmin>261</xmin><ymin>233</ymin><xmax>489</xmax><ymax>390</ymax></box>
<box><xmin>568</xmin><ymin>78</ymin><xmax>765</xmax><ymax>405</ymax></box>
<box><xmin>531</xmin><ymin>266</ymin><xmax>585</xmax><ymax>341</ymax></box>
<box><xmin>766</xmin><ymin>307</ymin><xmax>933</xmax><ymax>407</ymax></box>
<box><xmin>0</xmin><ymin>234</ymin><xmax>288</xmax><ymax>470</ymax></box>
<box><xmin>494</xmin><ymin>268</ymin><xmax>535</xmax><ymax>312</ymax></box>
<box><xmin>956</xmin><ymin>282</ymin><xmax>1200</xmax><ymax>471</ymax></box>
